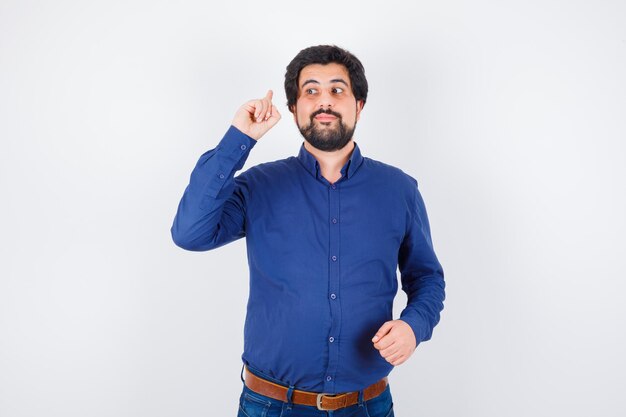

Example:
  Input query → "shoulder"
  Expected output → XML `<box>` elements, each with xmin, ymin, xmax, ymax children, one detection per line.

<box><xmin>235</xmin><ymin>155</ymin><xmax>298</xmax><ymax>183</ymax></box>
<box><xmin>362</xmin><ymin>156</ymin><xmax>419</xmax><ymax>190</ymax></box>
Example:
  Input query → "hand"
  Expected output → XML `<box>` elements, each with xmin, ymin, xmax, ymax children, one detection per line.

<box><xmin>231</xmin><ymin>89</ymin><xmax>281</xmax><ymax>141</ymax></box>
<box><xmin>372</xmin><ymin>320</ymin><xmax>417</xmax><ymax>366</ymax></box>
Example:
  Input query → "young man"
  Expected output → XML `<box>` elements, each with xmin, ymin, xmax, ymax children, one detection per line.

<box><xmin>171</xmin><ymin>45</ymin><xmax>445</xmax><ymax>417</ymax></box>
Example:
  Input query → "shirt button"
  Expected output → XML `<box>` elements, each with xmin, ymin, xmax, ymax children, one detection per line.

<box><xmin>329</xmin><ymin>337</ymin><xmax>334</xmax><ymax>343</ymax></box>
<box><xmin>240</xmin><ymin>144</ymin><xmax>247</xmax><ymax>150</ymax></box>
<box><xmin>332</xmin><ymin>218</ymin><xmax>337</xmax><ymax>224</ymax></box>
<box><xmin>331</xmin><ymin>255</ymin><xmax>337</xmax><ymax>261</ymax></box>
<box><xmin>331</xmin><ymin>184</ymin><xmax>336</xmax><ymax>189</ymax></box>
<box><xmin>330</xmin><ymin>293</ymin><xmax>336</xmax><ymax>300</ymax></box>
<box><xmin>218</xmin><ymin>173</ymin><xmax>225</xmax><ymax>179</ymax></box>
<box><xmin>326</xmin><ymin>376</ymin><xmax>332</xmax><ymax>381</ymax></box>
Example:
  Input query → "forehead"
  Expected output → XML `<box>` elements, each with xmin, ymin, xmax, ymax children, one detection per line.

<box><xmin>298</xmin><ymin>63</ymin><xmax>351</xmax><ymax>87</ymax></box>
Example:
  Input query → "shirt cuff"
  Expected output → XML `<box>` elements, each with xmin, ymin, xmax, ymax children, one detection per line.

<box><xmin>203</xmin><ymin>125</ymin><xmax>257</xmax><ymax>198</ymax></box>
<box><xmin>398</xmin><ymin>311</ymin><xmax>429</xmax><ymax>345</ymax></box>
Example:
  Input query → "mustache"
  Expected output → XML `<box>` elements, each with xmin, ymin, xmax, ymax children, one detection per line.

<box><xmin>311</xmin><ymin>108</ymin><xmax>342</xmax><ymax>119</ymax></box>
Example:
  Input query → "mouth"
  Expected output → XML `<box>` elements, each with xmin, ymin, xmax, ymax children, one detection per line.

<box><xmin>314</xmin><ymin>114</ymin><xmax>338</xmax><ymax>122</ymax></box>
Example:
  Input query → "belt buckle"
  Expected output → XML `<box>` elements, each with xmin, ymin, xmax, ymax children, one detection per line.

<box><xmin>316</xmin><ymin>393</ymin><xmax>334</xmax><ymax>411</ymax></box>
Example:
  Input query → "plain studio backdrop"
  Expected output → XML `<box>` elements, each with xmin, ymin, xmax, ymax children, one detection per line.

<box><xmin>1</xmin><ymin>1</ymin><xmax>625</xmax><ymax>416</ymax></box>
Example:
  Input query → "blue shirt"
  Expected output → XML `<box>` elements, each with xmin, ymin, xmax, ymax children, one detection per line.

<box><xmin>171</xmin><ymin>125</ymin><xmax>445</xmax><ymax>393</ymax></box>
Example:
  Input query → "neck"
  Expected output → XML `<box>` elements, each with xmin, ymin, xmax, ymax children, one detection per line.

<box><xmin>304</xmin><ymin>139</ymin><xmax>355</xmax><ymax>184</ymax></box>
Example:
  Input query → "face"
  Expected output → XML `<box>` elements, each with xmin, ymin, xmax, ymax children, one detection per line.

<box><xmin>292</xmin><ymin>63</ymin><xmax>364</xmax><ymax>152</ymax></box>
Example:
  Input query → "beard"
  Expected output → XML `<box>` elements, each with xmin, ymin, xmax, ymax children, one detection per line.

<box><xmin>298</xmin><ymin>108</ymin><xmax>357</xmax><ymax>152</ymax></box>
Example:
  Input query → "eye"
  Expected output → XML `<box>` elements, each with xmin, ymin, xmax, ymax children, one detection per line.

<box><xmin>332</xmin><ymin>87</ymin><xmax>344</xmax><ymax>94</ymax></box>
<box><xmin>305</xmin><ymin>88</ymin><xmax>318</xmax><ymax>95</ymax></box>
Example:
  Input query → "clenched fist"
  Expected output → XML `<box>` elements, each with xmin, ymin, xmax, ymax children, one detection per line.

<box><xmin>231</xmin><ymin>89</ymin><xmax>281</xmax><ymax>141</ymax></box>
<box><xmin>372</xmin><ymin>320</ymin><xmax>417</xmax><ymax>366</ymax></box>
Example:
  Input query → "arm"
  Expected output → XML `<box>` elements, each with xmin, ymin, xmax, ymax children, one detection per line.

<box><xmin>397</xmin><ymin>179</ymin><xmax>446</xmax><ymax>344</ymax></box>
<box><xmin>170</xmin><ymin>125</ymin><xmax>257</xmax><ymax>251</ymax></box>
<box><xmin>372</xmin><ymin>179</ymin><xmax>446</xmax><ymax>366</ymax></box>
<box><xmin>171</xmin><ymin>89</ymin><xmax>281</xmax><ymax>251</ymax></box>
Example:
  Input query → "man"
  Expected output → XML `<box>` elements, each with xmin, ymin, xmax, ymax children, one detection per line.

<box><xmin>171</xmin><ymin>45</ymin><xmax>445</xmax><ymax>417</ymax></box>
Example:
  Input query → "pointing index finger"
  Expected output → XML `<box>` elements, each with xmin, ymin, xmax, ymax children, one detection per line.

<box><xmin>266</xmin><ymin>89</ymin><xmax>273</xmax><ymax>101</ymax></box>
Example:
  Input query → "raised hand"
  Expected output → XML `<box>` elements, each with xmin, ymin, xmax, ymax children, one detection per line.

<box><xmin>231</xmin><ymin>89</ymin><xmax>281</xmax><ymax>141</ymax></box>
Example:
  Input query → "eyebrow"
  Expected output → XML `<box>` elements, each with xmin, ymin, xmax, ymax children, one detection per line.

<box><xmin>301</xmin><ymin>78</ymin><xmax>349</xmax><ymax>88</ymax></box>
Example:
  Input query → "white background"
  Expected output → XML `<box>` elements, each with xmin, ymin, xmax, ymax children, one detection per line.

<box><xmin>1</xmin><ymin>1</ymin><xmax>625</xmax><ymax>416</ymax></box>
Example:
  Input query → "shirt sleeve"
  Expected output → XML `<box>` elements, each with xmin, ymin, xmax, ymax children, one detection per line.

<box><xmin>397</xmin><ymin>179</ymin><xmax>446</xmax><ymax>345</ymax></box>
<box><xmin>170</xmin><ymin>125</ymin><xmax>257</xmax><ymax>251</ymax></box>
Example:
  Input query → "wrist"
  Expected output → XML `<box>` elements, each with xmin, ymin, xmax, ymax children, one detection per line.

<box><xmin>230</xmin><ymin>124</ymin><xmax>258</xmax><ymax>141</ymax></box>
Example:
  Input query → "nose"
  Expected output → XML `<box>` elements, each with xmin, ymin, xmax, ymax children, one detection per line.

<box><xmin>317</xmin><ymin>89</ymin><xmax>336</xmax><ymax>109</ymax></box>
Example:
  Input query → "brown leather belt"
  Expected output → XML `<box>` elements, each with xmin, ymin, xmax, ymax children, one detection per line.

<box><xmin>243</xmin><ymin>365</ymin><xmax>388</xmax><ymax>411</ymax></box>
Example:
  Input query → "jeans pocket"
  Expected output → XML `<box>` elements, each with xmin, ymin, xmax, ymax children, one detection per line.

<box><xmin>366</xmin><ymin>401</ymin><xmax>394</xmax><ymax>417</ymax></box>
<box><xmin>364</xmin><ymin>384</ymin><xmax>394</xmax><ymax>417</ymax></box>
<box><xmin>240</xmin><ymin>391</ymin><xmax>271</xmax><ymax>417</ymax></box>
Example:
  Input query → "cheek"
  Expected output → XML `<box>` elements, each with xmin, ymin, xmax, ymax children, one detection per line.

<box><xmin>344</xmin><ymin>108</ymin><xmax>357</xmax><ymax>123</ymax></box>
<box><xmin>297</xmin><ymin>107</ymin><xmax>311</xmax><ymax>123</ymax></box>
<box><xmin>294</xmin><ymin>111</ymin><xmax>306</xmax><ymax>127</ymax></box>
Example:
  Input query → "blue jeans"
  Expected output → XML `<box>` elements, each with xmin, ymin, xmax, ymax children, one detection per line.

<box><xmin>237</xmin><ymin>364</ymin><xmax>395</xmax><ymax>417</ymax></box>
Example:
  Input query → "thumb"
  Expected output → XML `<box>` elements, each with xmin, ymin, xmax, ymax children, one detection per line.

<box><xmin>372</xmin><ymin>321</ymin><xmax>394</xmax><ymax>343</ymax></box>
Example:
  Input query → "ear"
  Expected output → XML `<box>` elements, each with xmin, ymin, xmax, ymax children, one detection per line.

<box><xmin>355</xmin><ymin>100</ymin><xmax>364</xmax><ymax>121</ymax></box>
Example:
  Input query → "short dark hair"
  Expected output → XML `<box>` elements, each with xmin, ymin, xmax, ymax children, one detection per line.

<box><xmin>284</xmin><ymin>45</ymin><xmax>368</xmax><ymax>113</ymax></box>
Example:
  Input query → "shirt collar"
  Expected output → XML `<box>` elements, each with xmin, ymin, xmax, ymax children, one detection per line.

<box><xmin>296</xmin><ymin>141</ymin><xmax>364</xmax><ymax>181</ymax></box>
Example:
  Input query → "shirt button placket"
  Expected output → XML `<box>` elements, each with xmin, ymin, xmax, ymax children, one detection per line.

<box><xmin>324</xmin><ymin>182</ymin><xmax>341</xmax><ymax>392</ymax></box>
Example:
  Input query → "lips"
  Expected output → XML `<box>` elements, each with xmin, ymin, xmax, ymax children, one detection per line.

<box><xmin>315</xmin><ymin>115</ymin><xmax>337</xmax><ymax>121</ymax></box>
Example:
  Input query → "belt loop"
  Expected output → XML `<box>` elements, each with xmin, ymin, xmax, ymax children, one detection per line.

<box><xmin>357</xmin><ymin>388</ymin><xmax>365</xmax><ymax>406</ymax></box>
<box><xmin>240</xmin><ymin>364</ymin><xmax>246</xmax><ymax>384</ymax></box>
<box><xmin>285</xmin><ymin>385</ymin><xmax>295</xmax><ymax>410</ymax></box>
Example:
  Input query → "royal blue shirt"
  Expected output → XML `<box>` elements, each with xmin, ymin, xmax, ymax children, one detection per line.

<box><xmin>171</xmin><ymin>125</ymin><xmax>445</xmax><ymax>393</ymax></box>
